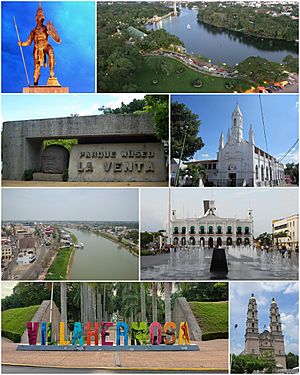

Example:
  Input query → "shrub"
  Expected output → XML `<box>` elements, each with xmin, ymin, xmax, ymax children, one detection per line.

<box><xmin>202</xmin><ymin>331</ymin><xmax>228</xmax><ymax>341</ymax></box>
<box><xmin>2</xmin><ymin>330</ymin><xmax>21</xmax><ymax>343</ymax></box>
<box><xmin>22</xmin><ymin>169</ymin><xmax>34</xmax><ymax>181</ymax></box>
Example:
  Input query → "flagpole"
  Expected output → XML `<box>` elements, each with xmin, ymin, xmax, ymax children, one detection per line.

<box><xmin>13</xmin><ymin>16</ymin><xmax>30</xmax><ymax>87</ymax></box>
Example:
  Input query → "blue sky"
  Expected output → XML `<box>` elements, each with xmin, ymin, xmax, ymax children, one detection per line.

<box><xmin>230</xmin><ymin>282</ymin><xmax>299</xmax><ymax>355</ymax></box>
<box><xmin>141</xmin><ymin>188</ymin><xmax>298</xmax><ymax>236</ymax></box>
<box><xmin>1</xmin><ymin>94</ymin><xmax>146</xmax><ymax>123</ymax></box>
<box><xmin>2</xmin><ymin>2</ymin><xmax>95</xmax><ymax>92</ymax></box>
<box><xmin>172</xmin><ymin>95</ymin><xmax>299</xmax><ymax>165</ymax></box>
<box><xmin>2</xmin><ymin>188</ymin><xmax>139</xmax><ymax>221</ymax></box>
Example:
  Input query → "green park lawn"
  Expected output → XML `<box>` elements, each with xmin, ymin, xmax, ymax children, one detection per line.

<box><xmin>2</xmin><ymin>305</ymin><xmax>39</xmax><ymax>335</ymax></box>
<box><xmin>45</xmin><ymin>247</ymin><xmax>74</xmax><ymax>280</ymax></box>
<box><xmin>189</xmin><ymin>301</ymin><xmax>228</xmax><ymax>336</ymax></box>
<box><xmin>135</xmin><ymin>56</ymin><xmax>251</xmax><ymax>92</ymax></box>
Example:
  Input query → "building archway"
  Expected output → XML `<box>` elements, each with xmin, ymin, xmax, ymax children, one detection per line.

<box><xmin>216</xmin><ymin>237</ymin><xmax>222</xmax><ymax>247</ymax></box>
<box><xmin>173</xmin><ymin>237</ymin><xmax>178</xmax><ymax>245</ymax></box>
<box><xmin>208</xmin><ymin>237</ymin><xmax>214</xmax><ymax>248</ymax></box>
<box><xmin>200</xmin><ymin>237</ymin><xmax>205</xmax><ymax>247</ymax></box>
<box><xmin>244</xmin><ymin>238</ymin><xmax>250</xmax><ymax>246</ymax></box>
<box><xmin>181</xmin><ymin>237</ymin><xmax>186</xmax><ymax>246</ymax></box>
<box><xmin>236</xmin><ymin>238</ymin><xmax>242</xmax><ymax>246</ymax></box>
<box><xmin>226</xmin><ymin>237</ymin><xmax>232</xmax><ymax>246</ymax></box>
<box><xmin>189</xmin><ymin>237</ymin><xmax>195</xmax><ymax>246</ymax></box>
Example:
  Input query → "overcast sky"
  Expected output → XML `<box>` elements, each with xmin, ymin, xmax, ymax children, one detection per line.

<box><xmin>231</xmin><ymin>282</ymin><xmax>299</xmax><ymax>355</ymax></box>
<box><xmin>2</xmin><ymin>188</ymin><xmax>138</xmax><ymax>221</ymax></box>
<box><xmin>141</xmin><ymin>188</ymin><xmax>298</xmax><ymax>236</ymax></box>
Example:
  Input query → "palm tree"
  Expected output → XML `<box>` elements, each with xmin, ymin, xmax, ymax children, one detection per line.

<box><xmin>164</xmin><ymin>282</ymin><xmax>172</xmax><ymax>322</ymax></box>
<box><xmin>140</xmin><ymin>283</ymin><xmax>146</xmax><ymax>322</ymax></box>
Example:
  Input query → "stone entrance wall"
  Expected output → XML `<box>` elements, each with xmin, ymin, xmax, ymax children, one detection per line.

<box><xmin>3</xmin><ymin>113</ymin><xmax>166</xmax><ymax>181</ymax></box>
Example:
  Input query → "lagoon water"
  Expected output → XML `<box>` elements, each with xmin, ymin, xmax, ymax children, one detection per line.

<box><xmin>146</xmin><ymin>7</ymin><xmax>298</xmax><ymax>65</ymax></box>
<box><xmin>69</xmin><ymin>229</ymin><xmax>138</xmax><ymax>280</ymax></box>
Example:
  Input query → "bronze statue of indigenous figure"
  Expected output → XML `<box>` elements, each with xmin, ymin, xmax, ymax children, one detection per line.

<box><xmin>18</xmin><ymin>3</ymin><xmax>61</xmax><ymax>86</ymax></box>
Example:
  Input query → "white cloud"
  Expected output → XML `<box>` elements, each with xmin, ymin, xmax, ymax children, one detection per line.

<box><xmin>105</xmin><ymin>94</ymin><xmax>145</xmax><ymax>110</ymax></box>
<box><xmin>1</xmin><ymin>282</ymin><xmax>17</xmax><ymax>298</ymax></box>
<box><xmin>284</xmin><ymin>283</ymin><xmax>299</xmax><ymax>295</ymax></box>
<box><xmin>256</xmin><ymin>296</ymin><xmax>268</xmax><ymax>306</ymax></box>
<box><xmin>281</xmin><ymin>312</ymin><xmax>299</xmax><ymax>339</ymax></box>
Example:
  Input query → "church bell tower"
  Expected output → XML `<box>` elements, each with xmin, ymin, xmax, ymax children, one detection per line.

<box><xmin>231</xmin><ymin>103</ymin><xmax>243</xmax><ymax>143</ymax></box>
<box><xmin>269</xmin><ymin>298</ymin><xmax>286</xmax><ymax>369</ymax></box>
<box><xmin>245</xmin><ymin>293</ymin><xmax>259</xmax><ymax>355</ymax></box>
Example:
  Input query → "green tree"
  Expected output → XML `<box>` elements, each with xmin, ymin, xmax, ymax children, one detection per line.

<box><xmin>171</xmin><ymin>101</ymin><xmax>204</xmax><ymax>160</ymax></box>
<box><xmin>231</xmin><ymin>353</ymin><xmax>276</xmax><ymax>374</ymax></box>
<box><xmin>286</xmin><ymin>352</ymin><xmax>299</xmax><ymax>369</ymax></box>
<box><xmin>284</xmin><ymin>162</ymin><xmax>299</xmax><ymax>184</ymax></box>
<box><xmin>184</xmin><ymin>164</ymin><xmax>207</xmax><ymax>186</ymax></box>
<box><xmin>256</xmin><ymin>232</ymin><xmax>273</xmax><ymax>247</ymax></box>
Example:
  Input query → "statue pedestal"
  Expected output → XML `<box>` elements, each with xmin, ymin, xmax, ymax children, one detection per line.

<box><xmin>210</xmin><ymin>247</ymin><xmax>228</xmax><ymax>276</ymax></box>
<box><xmin>23</xmin><ymin>86</ymin><xmax>69</xmax><ymax>93</ymax></box>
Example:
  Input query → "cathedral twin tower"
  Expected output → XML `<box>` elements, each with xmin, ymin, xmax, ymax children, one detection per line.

<box><xmin>244</xmin><ymin>294</ymin><xmax>286</xmax><ymax>369</ymax></box>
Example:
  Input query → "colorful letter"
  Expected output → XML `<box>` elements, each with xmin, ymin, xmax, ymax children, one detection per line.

<box><xmin>116</xmin><ymin>322</ymin><xmax>129</xmax><ymax>345</ymax></box>
<box><xmin>101</xmin><ymin>322</ymin><xmax>113</xmax><ymax>346</ymax></box>
<box><xmin>164</xmin><ymin>322</ymin><xmax>176</xmax><ymax>345</ymax></box>
<box><xmin>59</xmin><ymin>322</ymin><xmax>70</xmax><ymax>345</ymax></box>
<box><xmin>27</xmin><ymin>322</ymin><xmax>39</xmax><ymax>345</ymax></box>
<box><xmin>130</xmin><ymin>322</ymin><xmax>147</xmax><ymax>345</ymax></box>
<box><xmin>72</xmin><ymin>322</ymin><xmax>84</xmax><ymax>346</ymax></box>
<box><xmin>41</xmin><ymin>322</ymin><xmax>46</xmax><ymax>345</ymax></box>
<box><xmin>178</xmin><ymin>322</ymin><xmax>190</xmax><ymax>345</ymax></box>
<box><xmin>86</xmin><ymin>322</ymin><xmax>99</xmax><ymax>346</ymax></box>
<box><xmin>150</xmin><ymin>322</ymin><xmax>162</xmax><ymax>345</ymax></box>
<box><xmin>47</xmin><ymin>322</ymin><xmax>53</xmax><ymax>345</ymax></box>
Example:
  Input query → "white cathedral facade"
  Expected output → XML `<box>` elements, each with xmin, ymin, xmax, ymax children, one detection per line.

<box><xmin>190</xmin><ymin>104</ymin><xmax>285</xmax><ymax>187</ymax></box>
<box><xmin>170</xmin><ymin>200</ymin><xmax>253</xmax><ymax>248</ymax></box>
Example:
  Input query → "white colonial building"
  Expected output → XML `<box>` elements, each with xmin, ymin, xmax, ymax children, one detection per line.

<box><xmin>170</xmin><ymin>200</ymin><xmax>253</xmax><ymax>248</ymax></box>
<box><xmin>188</xmin><ymin>104</ymin><xmax>285</xmax><ymax>187</ymax></box>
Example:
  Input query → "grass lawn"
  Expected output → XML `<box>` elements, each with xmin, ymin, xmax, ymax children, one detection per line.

<box><xmin>189</xmin><ymin>301</ymin><xmax>228</xmax><ymax>334</ymax></box>
<box><xmin>45</xmin><ymin>247</ymin><xmax>73</xmax><ymax>280</ymax></box>
<box><xmin>2</xmin><ymin>305</ymin><xmax>39</xmax><ymax>335</ymax></box>
<box><xmin>135</xmin><ymin>56</ymin><xmax>251</xmax><ymax>92</ymax></box>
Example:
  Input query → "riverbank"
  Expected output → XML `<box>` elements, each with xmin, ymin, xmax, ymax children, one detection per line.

<box><xmin>44</xmin><ymin>232</ymin><xmax>78</xmax><ymax>280</ymax></box>
<box><xmin>96</xmin><ymin>231</ymin><xmax>139</xmax><ymax>257</ymax></box>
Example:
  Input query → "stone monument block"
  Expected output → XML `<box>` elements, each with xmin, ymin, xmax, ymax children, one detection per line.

<box><xmin>41</xmin><ymin>145</ymin><xmax>69</xmax><ymax>174</ymax></box>
<box><xmin>23</xmin><ymin>86</ymin><xmax>69</xmax><ymax>93</ymax></box>
<box><xmin>68</xmin><ymin>143</ymin><xmax>167</xmax><ymax>182</ymax></box>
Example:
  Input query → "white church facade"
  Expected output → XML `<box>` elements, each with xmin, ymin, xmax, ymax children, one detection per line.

<box><xmin>170</xmin><ymin>200</ymin><xmax>253</xmax><ymax>248</ymax></box>
<box><xmin>188</xmin><ymin>104</ymin><xmax>285</xmax><ymax>187</ymax></box>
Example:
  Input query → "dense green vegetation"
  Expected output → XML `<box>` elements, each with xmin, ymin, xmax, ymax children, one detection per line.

<box><xmin>285</xmin><ymin>162</ymin><xmax>299</xmax><ymax>184</ymax></box>
<box><xmin>235</xmin><ymin>56</ymin><xmax>289</xmax><ymax>84</ymax></box>
<box><xmin>197</xmin><ymin>3</ymin><xmax>298</xmax><ymax>42</ymax></box>
<box><xmin>45</xmin><ymin>247</ymin><xmax>74</xmax><ymax>280</ymax></box>
<box><xmin>97</xmin><ymin>2</ymin><xmax>184</xmax><ymax>92</ymax></box>
<box><xmin>286</xmin><ymin>352</ymin><xmax>299</xmax><ymax>369</ymax></box>
<box><xmin>231</xmin><ymin>353</ymin><xmax>276</xmax><ymax>373</ymax></box>
<box><xmin>2</xmin><ymin>305</ymin><xmax>39</xmax><ymax>342</ymax></box>
<box><xmin>189</xmin><ymin>301</ymin><xmax>228</xmax><ymax>339</ymax></box>
<box><xmin>171</xmin><ymin>101</ymin><xmax>204</xmax><ymax>161</ymax></box>
<box><xmin>135</xmin><ymin>56</ymin><xmax>251</xmax><ymax>92</ymax></box>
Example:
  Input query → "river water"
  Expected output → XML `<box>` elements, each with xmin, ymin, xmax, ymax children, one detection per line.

<box><xmin>68</xmin><ymin>229</ymin><xmax>138</xmax><ymax>280</ymax></box>
<box><xmin>146</xmin><ymin>7</ymin><xmax>298</xmax><ymax>65</ymax></box>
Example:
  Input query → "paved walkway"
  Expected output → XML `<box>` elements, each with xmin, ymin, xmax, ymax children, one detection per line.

<box><xmin>2</xmin><ymin>338</ymin><xmax>228</xmax><ymax>371</ymax></box>
<box><xmin>1</xmin><ymin>181</ymin><xmax>168</xmax><ymax>187</ymax></box>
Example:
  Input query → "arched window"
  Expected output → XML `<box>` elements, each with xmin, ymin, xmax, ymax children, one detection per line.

<box><xmin>190</xmin><ymin>226</ymin><xmax>195</xmax><ymax>234</ymax></box>
<box><xmin>261</xmin><ymin>165</ymin><xmax>264</xmax><ymax>180</ymax></box>
<box><xmin>245</xmin><ymin>227</ymin><xmax>250</xmax><ymax>235</ymax></box>
<box><xmin>208</xmin><ymin>226</ymin><xmax>214</xmax><ymax>234</ymax></box>
<box><xmin>217</xmin><ymin>226</ymin><xmax>222</xmax><ymax>234</ymax></box>
<box><xmin>227</xmin><ymin>226</ymin><xmax>232</xmax><ymax>234</ymax></box>
<box><xmin>174</xmin><ymin>227</ymin><xmax>179</xmax><ymax>234</ymax></box>
<box><xmin>200</xmin><ymin>226</ymin><xmax>205</xmax><ymax>234</ymax></box>
<box><xmin>234</xmin><ymin>118</ymin><xmax>236</xmax><ymax>127</ymax></box>
<box><xmin>237</xmin><ymin>226</ymin><xmax>242</xmax><ymax>235</ymax></box>
<box><xmin>270</xmin><ymin>167</ymin><xmax>272</xmax><ymax>181</ymax></box>
<box><xmin>181</xmin><ymin>227</ymin><xmax>186</xmax><ymax>235</ymax></box>
<box><xmin>266</xmin><ymin>166</ymin><xmax>269</xmax><ymax>180</ymax></box>
<box><xmin>255</xmin><ymin>165</ymin><xmax>258</xmax><ymax>180</ymax></box>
